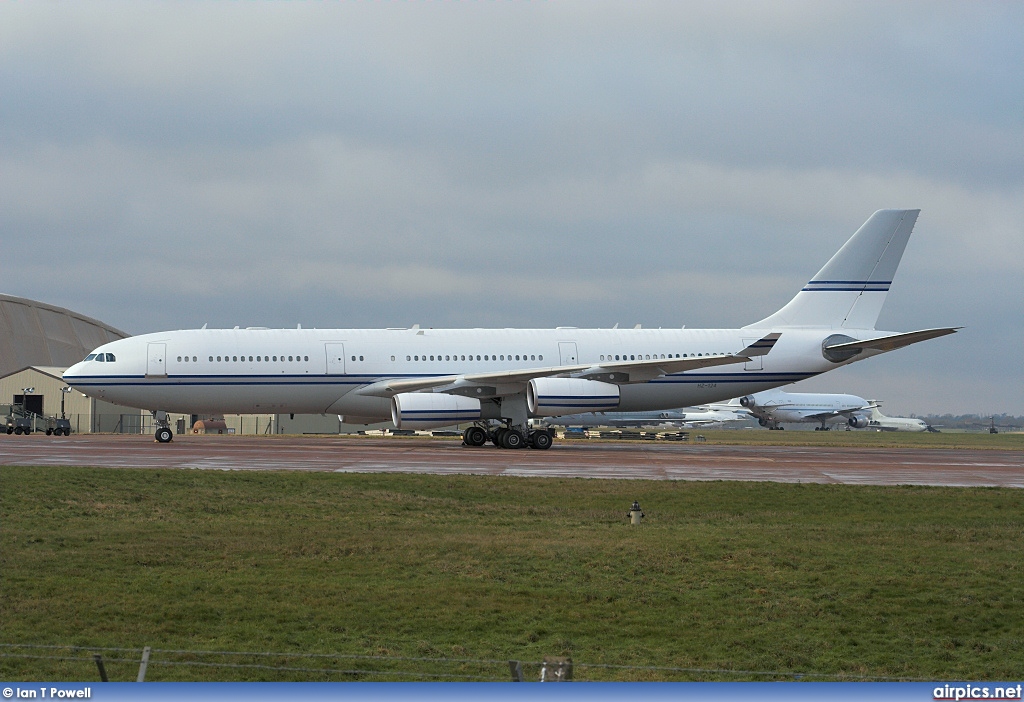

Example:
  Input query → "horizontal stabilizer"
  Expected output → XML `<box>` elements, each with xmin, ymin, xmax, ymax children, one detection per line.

<box><xmin>824</xmin><ymin>327</ymin><xmax>960</xmax><ymax>354</ymax></box>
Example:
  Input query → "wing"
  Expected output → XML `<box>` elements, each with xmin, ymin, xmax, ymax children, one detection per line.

<box><xmin>803</xmin><ymin>405</ymin><xmax>873</xmax><ymax>421</ymax></box>
<box><xmin>355</xmin><ymin>333</ymin><xmax>781</xmax><ymax>399</ymax></box>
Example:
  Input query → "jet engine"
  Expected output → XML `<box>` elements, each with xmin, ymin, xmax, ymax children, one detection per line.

<box><xmin>527</xmin><ymin>378</ymin><xmax>619</xmax><ymax>417</ymax></box>
<box><xmin>740</xmin><ymin>395</ymin><xmax>757</xmax><ymax>408</ymax></box>
<box><xmin>848</xmin><ymin>415</ymin><xmax>870</xmax><ymax>429</ymax></box>
<box><xmin>391</xmin><ymin>393</ymin><xmax>481</xmax><ymax>430</ymax></box>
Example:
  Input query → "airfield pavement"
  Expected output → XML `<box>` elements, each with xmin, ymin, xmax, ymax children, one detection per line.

<box><xmin>1</xmin><ymin>433</ymin><xmax>1022</xmax><ymax>487</ymax></box>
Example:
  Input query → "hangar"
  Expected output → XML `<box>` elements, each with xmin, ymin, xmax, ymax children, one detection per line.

<box><xmin>0</xmin><ymin>294</ymin><xmax>392</xmax><ymax>436</ymax></box>
<box><xmin>0</xmin><ymin>293</ymin><xmax>128</xmax><ymax>377</ymax></box>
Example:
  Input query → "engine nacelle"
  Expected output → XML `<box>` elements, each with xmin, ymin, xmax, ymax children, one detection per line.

<box><xmin>391</xmin><ymin>393</ymin><xmax>481</xmax><ymax>430</ymax></box>
<box><xmin>740</xmin><ymin>395</ymin><xmax>757</xmax><ymax>408</ymax></box>
<box><xmin>527</xmin><ymin>378</ymin><xmax>619</xmax><ymax>417</ymax></box>
<box><xmin>848</xmin><ymin>414</ymin><xmax>870</xmax><ymax>429</ymax></box>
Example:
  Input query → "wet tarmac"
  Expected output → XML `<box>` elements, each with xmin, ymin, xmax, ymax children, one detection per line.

<box><xmin>1</xmin><ymin>433</ymin><xmax>1022</xmax><ymax>487</ymax></box>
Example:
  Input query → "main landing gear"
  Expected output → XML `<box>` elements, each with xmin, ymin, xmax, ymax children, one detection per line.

<box><xmin>462</xmin><ymin>424</ymin><xmax>553</xmax><ymax>450</ymax></box>
<box><xmin>155</xmin><ymin>426</ymin><xmax>173</xmax><ymax>443</ymax></box>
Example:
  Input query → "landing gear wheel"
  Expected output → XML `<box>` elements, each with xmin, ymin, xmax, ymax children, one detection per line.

<box><xmin>492</xmin><ymin>428</ymin><xmax>507</xmax><ymax>447</ymax></box>
<box><xmin>463</xmin><ymin>426</ymin><xmax>487</xmax><ymax>447</ymax></box>
<box><xmin>529</xmin><ymin>431</ymin><xmax>553</xmax><ymax>450</ymax></box>
<box><xmin>502</xmin><ymin>430</ymin><xmax>525</xmax><ymax>449</ymax></box>
<box><xmin>155</xmin><ymin>427</ymin><xmax>173</xmax><ymax>443</ymax></box>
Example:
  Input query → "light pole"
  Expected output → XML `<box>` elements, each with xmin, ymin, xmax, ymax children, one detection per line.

<box><xmin>20</xmin><ymin>387</ymin><xmax>35</xmax><ymax>414</ymax></box>
<box><xmin>60</xmin><ymin>386</ymin><xmax>72</xmax><ymax>419</ymax></box>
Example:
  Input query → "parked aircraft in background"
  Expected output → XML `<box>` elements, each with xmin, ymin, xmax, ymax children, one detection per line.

<box><xmin>740</xmin><ymin>389</ymin><xmax>874</xmax><ymax>430</ymax></box>
<box><xmin>537</xmin><ymin>400</ymin><xmax>751</xmax><ymax>429</ymax></box>
<box><xmin>862</xmin><ymin>403</ymin><xmax>932</xmax><ymax>432</ymax></box>
<box><xmin>64</xmin><ymin>209</ymin><xmax>956</xmax><ymax>449</ymax></box>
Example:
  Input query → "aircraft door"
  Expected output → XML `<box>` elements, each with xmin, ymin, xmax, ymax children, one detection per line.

<box><xmin>741</xmin><ymin>338</ymin><xmax>763</xmax><ymax>371</ymax></box>
<box><xmin>325</xmin><ymin>343</ymin><xmax>346</xmax><ymax>375</ymax></box>
<box><xmin>146</xmin><ymin>343</ymin><xmax>167</xmax><ymax>377</ymax></box>
<box><xmin>558</xmin><ymin>342</ymin><xmax>578</xmax><ymax>365</ymax></box>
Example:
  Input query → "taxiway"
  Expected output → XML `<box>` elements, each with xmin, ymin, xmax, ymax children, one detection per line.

<box><xmin>1</xmin><ymin>434</ymin><xmax>1022</xmax><ymax>487</ymax></box>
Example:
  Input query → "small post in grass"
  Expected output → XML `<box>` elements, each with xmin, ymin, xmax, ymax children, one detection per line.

<box><xmin>93</xmin><ymin>653</ymin><xmax>108</xmax><ymax>682</ymax></box>
<box><xmin>137</xmin><ymin>646</ymin><xmax>151</xmax><ymax>682</ymax></box>
<box><xmin>508</xmin><ymin>660</ymin><xmax>524</xmax><ymax>682</ymax></box>
<box><xmin>627</xmin><ymin>500</ymin><xmax>644</xmax><ymax>525</ymax></box>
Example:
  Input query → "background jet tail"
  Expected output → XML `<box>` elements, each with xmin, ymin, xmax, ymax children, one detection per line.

<box><xmin>745</xmin><ymin>209</ymin><xmax>920</xmax><ymax>330</ymax></box>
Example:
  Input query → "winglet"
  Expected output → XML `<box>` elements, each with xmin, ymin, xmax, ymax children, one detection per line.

<box><xmin>740</xmin><ymin>333</ymin><xmax>781</xmax><ymax>357</ymax></box>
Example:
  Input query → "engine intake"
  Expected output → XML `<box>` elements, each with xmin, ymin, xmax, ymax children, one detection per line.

<box><xmin>391</xmin><ymin>393</ymin><xmax>481</xmax><ymax>430</ymax></box>
<box><xmin>848</xmin><ymin>415</ymin><xmax>869</xmax><ymax>429</ymax></box>
<box><xmin>527</xmin><ymin>378</ymin><xmax>620</xmax><ymax>417</ymax></box>
<box><xmin>740</xmin><ymin>395</ymin><xmax>757</xmax><ymax>408</ymax></box>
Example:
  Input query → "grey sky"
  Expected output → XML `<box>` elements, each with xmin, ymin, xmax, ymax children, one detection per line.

<box><xmin>2</xmin><ymin>2</ymin><xmax>1021</xmax><ymax>415</ymax></box>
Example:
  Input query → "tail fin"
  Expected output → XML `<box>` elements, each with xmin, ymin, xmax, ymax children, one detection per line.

<box><xmin>746</xmin><ymin>209</ymin><xmax>919</xmax><ymax>330</ymax></box>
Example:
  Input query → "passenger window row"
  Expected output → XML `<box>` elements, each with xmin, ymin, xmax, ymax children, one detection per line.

<box><xmin>176</xmin><ymin>355</ymin><xmax>311</xmax><ymax>363</ymax></box>
<box><xmin>398</xmin><ymin>353</ymin><xmax>545</xmax><ymax>362</ymax></box>
<box><xmin>599</xmin><ymin>352</ymin><xmax>727</xmax><ymax>361</ymax></box>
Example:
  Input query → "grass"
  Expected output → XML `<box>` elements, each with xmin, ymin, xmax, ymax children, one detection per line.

<box><xmin>1</xmin><ymin>466</ymin><xmax>1023</xmax><ymax>681</ymax></box>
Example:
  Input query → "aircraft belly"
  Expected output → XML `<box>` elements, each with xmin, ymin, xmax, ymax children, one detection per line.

<box><xmin>99</xmin><ymin>380</ymin><xmax>350</xmax><ymax>415</ymax></box>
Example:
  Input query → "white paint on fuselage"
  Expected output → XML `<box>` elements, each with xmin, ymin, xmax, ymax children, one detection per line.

<box><xmin>62</xmin><ymin>326</ymin><xmax>881</xmax><ymax>418</ymax></box>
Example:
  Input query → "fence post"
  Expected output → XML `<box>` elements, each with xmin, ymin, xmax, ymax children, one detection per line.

<box><xmin>93</xmin><ymin>653</ymin><xmax>109</xmax><ymax>682</ymax></box>
<box><xmin>137</xmin><ymin>646</ymin><xmax>151</xmax><ymax>682</ymax></box>
<box><xmin>508</xmin><ymin>660</ymin><xmax>524</xmax><ymax>682</ymax></box>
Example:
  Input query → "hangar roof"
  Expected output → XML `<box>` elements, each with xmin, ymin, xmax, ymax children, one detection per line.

<box><xmin>0</xmin><ymin>294</ymin><xmax>128</xmax><ymax>379</ymax></box>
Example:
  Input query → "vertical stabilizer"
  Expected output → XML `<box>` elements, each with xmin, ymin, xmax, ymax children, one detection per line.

<box><xmin>746</xmin><ymin>209</ymin><xmax>919</xmax><ymax>330</ymax></box>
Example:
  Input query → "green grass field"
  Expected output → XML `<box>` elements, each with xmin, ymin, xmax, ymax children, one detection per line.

<box><xmin>2</xmin><ymin>466</ymin><xmax>1023</xmax><ymax>681</ymax></box>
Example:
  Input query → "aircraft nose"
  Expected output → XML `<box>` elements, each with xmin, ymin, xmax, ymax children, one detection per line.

<box><xmin>63</xmin><ymin>362</ymin><xmax>86</xmax><ymax>384</ymax></box>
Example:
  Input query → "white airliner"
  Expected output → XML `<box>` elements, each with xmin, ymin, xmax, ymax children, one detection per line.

<box><xmin>861</xmin><ymin>403</ymin><xmax>931</xmax><ymax>432</ymax></box>
<box><xmin>63</xmin><ymin>209</ymin><xmax>957</xmax><ymax>449</ymax></box>
<box><xmin>538</xmin><ymin>400</ymin><xmax>751</xmax><ymax>429</ymax></box>
<box><xmin>738</xmin><ymin>389</ymin><xmax>874</xmax><ymax>430</ymax></box>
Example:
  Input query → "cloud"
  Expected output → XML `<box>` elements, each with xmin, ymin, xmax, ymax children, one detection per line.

<box><xmin>0</xmin><ymin>1</ymin><xmax>1020</xmax><ymax>413</ymax></box>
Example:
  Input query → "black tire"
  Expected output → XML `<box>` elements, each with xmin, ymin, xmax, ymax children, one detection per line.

<box><xmin>530</xmin><ymin>431</ymin><xmax>553</xmax><ymax>450</ymax></box>
<box><xmin>502</xmin><ymin>430</ymin><xmax>525</xmax><ymax>449</ymax></box>
<box><xmin>492</xmin><ymin>428</ymin><xmax>507</xmax><ymax>447</ymax></box>
<box><xmin>64</xmin><ymin>428</ymin><xmax>71</xmax><ymax>436</ymax></box>
<box><xmin>14</xmin><ymin>427</ymin><xmax>22</xmax><ymax>435</ymax></box>
<box><xmin>5</xmin><ymin>427</ymin><xmax>12</xmax><ymax>435</ymax></box>
<box><xmin>24</xmin><ymin>428</ymin><xmax>31</xmax><ymax>435</ymax></box>
<box><xmin>46</xmin><ymin>428</ymin><xmax>53</xmax><ymax>436</ymax></box>
<box><xmin>155</xmin><ymin>427</ymin><xmax>173</xmax><ymax>443</ymax></box>
<box><xmin>464</xmin><ymin>426</ymin><xmax>487</xmax><ymax>447</ymax></box>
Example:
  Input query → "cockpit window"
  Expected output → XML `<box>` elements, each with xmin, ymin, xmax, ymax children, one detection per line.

<box><xmin>84</xmin><ymin>354</ymin><xmax>97</xmax><ymax>361</ymax></box>
<box><xmin>96</xmin><ymin>354</ymin><xmax>106</xmax><ymax>362</ymax></box>
<box><xmin>105</xmin><ymin>353</ymin><xmax>116</xmax><ymax>362</ymax></box>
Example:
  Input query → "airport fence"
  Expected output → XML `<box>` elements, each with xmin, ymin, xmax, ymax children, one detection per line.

<box><xmin>0</xmin><ymin>643</ymin><xmax>935</xmax><ymax>682</ymax></box>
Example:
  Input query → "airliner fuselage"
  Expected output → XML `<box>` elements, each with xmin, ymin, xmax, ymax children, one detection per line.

<box><xmin>65</xmin><ymin>326</ymin><xmax>845</xmax><ymax>417</ymax></box>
